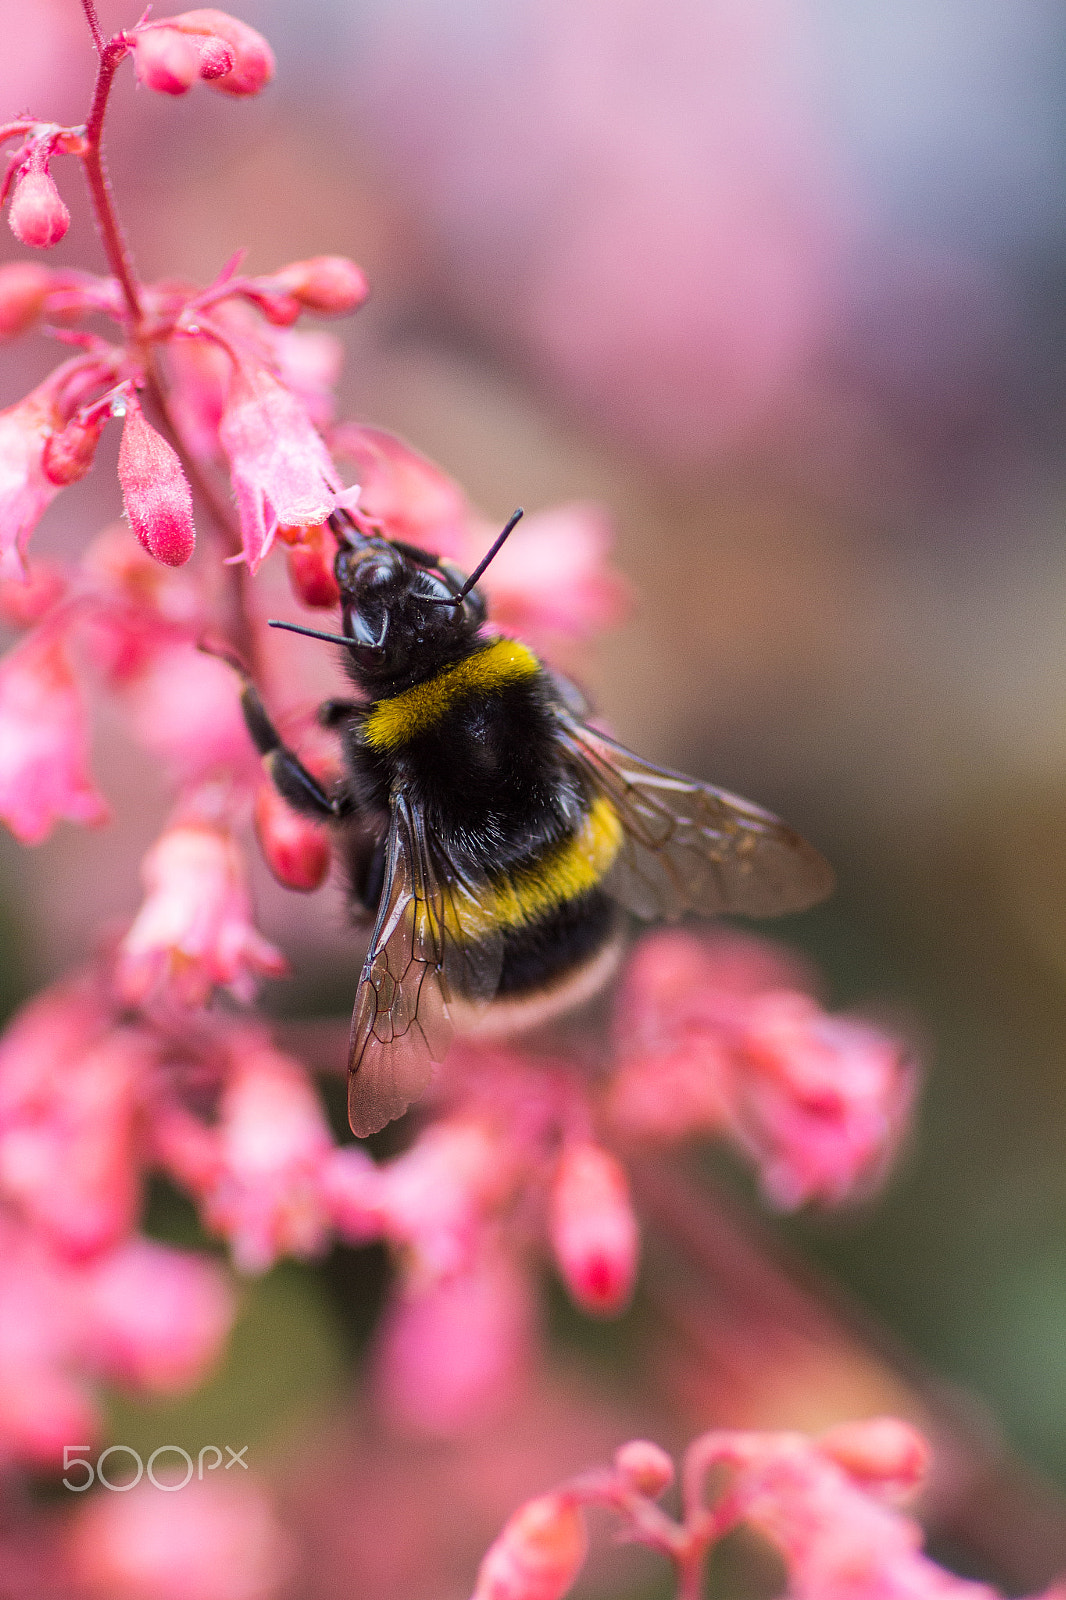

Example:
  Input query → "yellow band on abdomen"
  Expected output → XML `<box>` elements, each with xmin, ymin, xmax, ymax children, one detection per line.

<box><xmin>364</xmin><ymin>638</ymin><xmax>541</xmax><ymax>750</ymax></box>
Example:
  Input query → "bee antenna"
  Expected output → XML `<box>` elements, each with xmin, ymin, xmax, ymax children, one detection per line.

<box><xmin>267</xmin><ymin>619</ymin><xmax>354</xmax><ymax>647</ymax></box>
<box><xmin>421</xmin><ymin>507</ymin><xmax>523</xmax><ymax>606</ymax></box>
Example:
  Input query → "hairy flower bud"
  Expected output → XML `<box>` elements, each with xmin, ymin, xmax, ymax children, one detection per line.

<box><xmin>8</xmin><ymin>152</ymin><xmax>70</xmax><ymax>250</ymax></box>
<box><xmin>549</xmin><ymin>1143</ymin><xmax>638</xmax><ymax>1315</ymax></box>
<box><xmin>269</xmin><ymin>256</ymin><xmax>370</xmax><ymax>316</ymax></box>
<box><xmin>166</xmin><ymin>10</ymin><xmax>275</xmax><ymax>96</ymax></box>
<box><xmin>254</xmin><ymin>782</ymin><xmax>331</xmax><ymax>892</ymax></box>
<box><xmin>117</xmin><ymin>395</ymin><xmax>196</xmax><ymax>567</ymax></box>
<box><xmin>0</xmin><ymin>262</ymin><xmax>54</xmax><ymax>338</ymax></box>
<box><xmin>613</xmin><ymin>1440</ymin><xmax>675</xmax><ymax>1498</ymax></box>
<box><xmin>473</xmin><ymin>1495</ymin><xmax>587</xmax><ymax>1600</ymax></box>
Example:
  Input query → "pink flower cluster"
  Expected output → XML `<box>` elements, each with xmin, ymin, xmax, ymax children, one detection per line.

<box><xmin>472</xmin><ymin>1420</ymin><xmax>1066</xmax><ymax>1600</ymax></box>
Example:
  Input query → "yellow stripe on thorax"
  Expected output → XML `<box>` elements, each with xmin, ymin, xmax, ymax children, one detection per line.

<box><xmin>364</xmin><ymin>638</ymin><xmax>540</xmax><ymax>751</ymax></box>
<box><xmin>422</xmin><ymin>795</ymin><xmax>624</xmax><ymax>944</ymax></box>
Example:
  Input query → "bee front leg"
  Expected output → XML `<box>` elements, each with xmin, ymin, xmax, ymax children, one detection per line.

<box><xmin>240</xmin><ymin>682</ymin><xmax>346</xmax><ymax>820</ymax></box>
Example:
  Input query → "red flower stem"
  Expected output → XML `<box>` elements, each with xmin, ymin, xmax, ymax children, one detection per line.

<box><xmin>79</xmin><ymin>30</ymin><xmax>143</xmax><ymax>327</ymax></box>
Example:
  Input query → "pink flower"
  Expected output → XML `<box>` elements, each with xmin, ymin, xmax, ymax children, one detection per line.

<box><xmin>732</xmin><ymin>994</ymin><xmax>916</xmax><ymax>1209</ymax></box>
<box><xmin>0</xmin><ymin>628</ymin><xmax>108</xmax><ymax>843</ymax></box>
<box><xmin>117</xmin><ymin>392</ymin><xmax>196</xmax><ymax>566</ymax></box>
<box><xmin>254</xmin><ymin>780</ymin><xmax>331</xmax><ymax>891</ymax></box>
<box><xmin>372</xmin><ymin>1117</ymin><xmax>513</xmax><ymax>1284</ymax></box>
<box><xmin>116</xmin><ymin>822</ymin><xmax>286</xmax><ymax>1006</ymax></box>
<box><xmin>277</xmin><ymin>517</ymin><xmax>341</xmax><ymax>608</ymax></box>
<box><xmin>130</xmin><ymin>22</ymin><xmax>235</xmax><ymax>95</ymax></box>
<box><xmin>0</xmin><ymin>260</ymin><xmax>55</xmax><ymax>338</ymax></box>
<box><xmin>119</xmin><ymin>644</ymin><xmax>252</xmax><ymax>785</ymax></box>
<box><xmin>0</xmin><ymin>385</ymin><xmax>63</xmax><ymax>576</ymax></box>
<box><xmin>612</xmin><ymin>1439</ymin><xmax>675</xmax><ymax>1498</ymax></box>
<box><xmin>174</xmin><ymin>1037</ymin><xmax>335</xmax><ymax>1274</ymax></box>
<box><xmin>263</xmin><ymin>255</ymin><xmax>369</xmax><ymax>316</ymax></box>
<box><xmin>373</xmin><ymin>1247</ymin><xmax>535</xmax><ymax>1436</ymax></box>
<box><xmin>218</xmin><ymin>359</ymin><xmax>342</xmax><ymax>570</ymax></box>
<box><xmin>164</xmin><ymin>9</ymin><xmax>276</xmax><ymax>97</ymax></box>
<box><xmin>7</xmin><ymin>148</ymin><xmax>70</xmax><ymax>249</ymax></box>
<box><xmin>472</xmin><ymin>1494</ymin><xmax>588</xmax><ymax>1600</ymax></box>
<box><xmin>469</xmin><ymin>503</ymin><xmax>630</xmax><ymax>653</ymax></box>
<box><xmin>70</xmin><ymin>1477</ymin><xmax>294</xmax><ymax>1600</ymax></box>
<box><xmin>77</xmin><ymin>1234</ymin><xmax>235</xmax><ymax>1391</ymax></box>
<box><xmin>548</xmin><ymin>1142</ymin><xmax>638</xmax><ymax>1315</ymax></box>
<box><xmin>0</xmin><ymin>981</ymin><xmax>147</xmax><ymax>1256</ymax></box>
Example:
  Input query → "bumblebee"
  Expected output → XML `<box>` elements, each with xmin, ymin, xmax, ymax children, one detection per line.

<box><xmin>241</xmin><ymin>510</ymin><xmax>833</xmax><ymax>1137</ymax></box>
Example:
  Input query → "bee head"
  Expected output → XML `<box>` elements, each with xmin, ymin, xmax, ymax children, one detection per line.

<box><xmin>334</xmin><ymin>539</ymin><xmax>484</xmax><ymax>683</ymax></box>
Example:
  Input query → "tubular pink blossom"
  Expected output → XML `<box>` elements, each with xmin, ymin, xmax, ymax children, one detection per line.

<box><xmin>189</xmin><ymin>1038</ymin><xmax>335</xmax><ymax>1274</ymax></box>
<box><xmin>548</xmin><ymin>1142</ymin><xmax>638</xmax><ymax>1315</ymax></box>
<box><xmin>0</xmin><ymin>993</ymin><xmax>146</xmax><ymax>1256</ymax></box>
<box><xmin>70</xmin><ymin>1476</ymin><xmax>294</xmax><ymax>1600</ymax></box>
<box><xmin>8</xmin><ymin>151</ymin><xmax>70</xmax><ymax>249</ymax></box>
<box><xmin>78</xmin><ymin>1234</ymin><xmax>235</xmax><ymax>1392</ymax></box>
<box><xmin>116</xmin><ymin>822</ymin><xmax>286</xmax><ymax>1006</ymax></box>
<box><xmin>373</xmin><ymin>1248</ymin><xmax>535</xmax><ymax>1436</ymax></box>
<box><xmin>254</xmin><ymin>781</ymin><xmax>331</xmax><ymax>891</ymax></box>
<box><xmin>0</xmin><ymin>260</ymin><xmax>54</xmax><ymax>338</ymax></box>
<box><xmin>165</xmin><ymin>9</ymin><xmax>276</xmax><ymax>96</ymax></box>
<box><xmin>118</xmin><ymin>394</ymin><xmax>197</xmax><ymax>567</ymax></box>
<box><xmin>218</xmin><ymin>360</ymin><xmax>341</xmax><ymax>571</ymax></box>
<box><xmin>0</xmin><ymin>629</ymin><xmax>108</xmax><ymax>843</ymax></box>
<box><xmin>472</xmin><ymin>1495</ymin><xmax>588</xmax><ymax>1600</ymax></box>
<box><xmin>130</xmin><ymin>25</ymin><xmax>205</xmax><ymax>94</ymax></box>
<box><xmin>0</xmin><ymin>386</ymin><xmax>63</xmax><ymax>576</ymax></box>
<box><xmin>264</xmin><ymin>255</ymin><xmax>370</xmax><ymax>316</ymax></box>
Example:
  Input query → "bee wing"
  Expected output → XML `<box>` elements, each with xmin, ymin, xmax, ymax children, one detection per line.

<box><xmin>347</xmin><ymin>790</ymin><xmax>503</xmax><ymax>1137</ymax></box>
<box><xmin>555</xmin><ymin>713</ymin><xmax>834</xmax><ymax>920</ymax></box>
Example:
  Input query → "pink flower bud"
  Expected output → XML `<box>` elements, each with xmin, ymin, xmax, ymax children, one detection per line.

<box><xmin>166</xmin><ymin>9</ymin><xmax>275</xmax><ymax>96</ymax></box>
<box><xmin>0</xmin><ymin>261</ymin><xmax>54</xmax><ymax>338</ymax></box>
<box><xmin>253</xmin><ymin>781</ymin><xmax>331</xmax><ymax>892</ymax></box>
<box><xmin>130</xmin><ymin>25</ymin><xmax>203</xmax><ymax>94</ymax></box>
<box><xmin>8</xmin><ymin>156</ymin><xmax>70</xmax><ymax>250</ymax></box>
<box><xmin>818</xmin><ymin>1418</ymin><xmax>930</xmax><ymax>1498</ymax></box>
<box><xmin>280</xmin><ymin>519</ymin><xmax>341</xmax><ymax>607</ymax></box>
<box><xmin>118</xmin><ymin>394</ymin><xmax>196</xmax><ymax>567</ymax></box>
<box><xmin>473</xmin><ymin>1495</ymin><xmax>588</xmax><ymax>1600</ymax></box>
<box><xmin>197</xmin><ymin>33</ymin><xmax>236</xmax><ymax>79</ymax></box>
<box><xmin>612</xmin><ymin>1440</ymin><xmax>674</xmax><ymax>1498</ymax></box>
<box><xmin>269</xmin><ymin>256</ymin><xmax>370</xmax><ymax>315</ymax></box>
<box><xmin>42</xmin><ymin>409</ymin><xmax>107</xmax><ymax>487</ymax></box>
<box><xmin>549</xmin><ymin>1143</ymin><xmax>638</xmax><ymax>1315</ymax></box>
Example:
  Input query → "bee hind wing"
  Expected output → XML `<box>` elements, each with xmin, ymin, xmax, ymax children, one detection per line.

<box><xmin>556</xmin><ymin>714</ymin><xmax>834</xmax><ymax>920</ymax></box>
<box><xmin>347</xmin><ymin>792</ymin><xmax>503</xmax><ymax>1138</ymax></box>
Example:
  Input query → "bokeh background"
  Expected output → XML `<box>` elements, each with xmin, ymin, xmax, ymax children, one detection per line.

<box><xmin>4</xmin><ymin>0</ymin><xmax>1066</xmax><ymax>1593</ymax></box>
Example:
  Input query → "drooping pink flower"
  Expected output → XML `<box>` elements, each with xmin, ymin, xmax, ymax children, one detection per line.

<box><xmin>472</xmin><ymin>1494</ymin><xmax>588</xmax><ymax>1600</ymax></box>
<box><xmin>548</xmin><ymin>1142</ymin><xmax>638</xmax><ymax>1315</ymax></box>
<box><xmin>129</xmin><ymin>21</ymin><xmax>235</xmax><ymax>95</ymax></box>
<box><xmin>218</xmin><ymin>359</ymin><xmax>342</xmax><ymax>570</ymax></box>
<box><xmin>0</xmin><ymin>628</ymin><xmax>109</xmax><ymax>843</ymax></box>
<box><xmin>731</xmin><ymin>993</ymin><xmax>916</xmax><ymax>1209</ymax></box>
<box><xmin>372</xmin><ymin>1247</ymin><xmax>535</xmax><ymax>1436</ymax></box>
<box><xmin>263</xmin><ymin>255</ymin><xmax>369</xmax><ymax>316</ymax></box>
<box><xmin>171</xmin><ymin>1036</ymin><xmax>335</xmax><ymax>1274</ymax></box>
<box><xmin>164</xmin><ymin>9</ymin><xmax>276</xmax><ymax>96</ymax></box>
<box><xmin>117</xmin><ymin>393</ymin><xmax>197</xmax><ymax>567</ymax></box>
<box><xmin>77</xmin><ymin>1233</ymin><xmax>235</xmax><ymax>1391</ymax></box>
<box><xmin>8</xmin><ymin>147</ymin><xmax>70</xmax><ymax>249</ymax></box>
<box><xmin>0</xmin><ymin>385</ymin><xmax>63</xmax><ymax>576</ymax></box>
<box><xmin>253</xmin><ymin>780</ymin><xmax>331</xmax><ymax>891</ymax></box>
<box><xmin>69</xmin><ymin>1475</ymin><xmax>294</xmax><ymax>1600</ymax></box>
<box><xmin>0</xmin><ymin>260</ymin><xmax>55</xmax><ymax>338</ymax></box>
<box><xmin>116</xmin><ymin>822</ymin><xmax>286</xmax><ymax>1006</ymax></box>
<box><xmin>0</xmin><ymin>980</ymin><xmax>148</xmax><ymax>1256</ymax></box>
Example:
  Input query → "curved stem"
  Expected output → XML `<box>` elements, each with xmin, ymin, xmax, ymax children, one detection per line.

<box><xmin>78</xmin><ymin>11</ymin><xmax>142</xmax><ymax>324</ymax></box>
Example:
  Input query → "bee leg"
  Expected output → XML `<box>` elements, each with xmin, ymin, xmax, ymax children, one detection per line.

<box><xmin>240</xmin><ymin>682</ymin><xmax>340</xmax><ymax>820</ymax></box>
